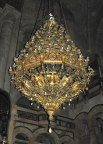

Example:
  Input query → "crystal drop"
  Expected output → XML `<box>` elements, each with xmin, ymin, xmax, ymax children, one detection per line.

<box><xmin>49</xmin><ymin>127</ymin><xmax>52</xmax><ymax>133</ymax></box>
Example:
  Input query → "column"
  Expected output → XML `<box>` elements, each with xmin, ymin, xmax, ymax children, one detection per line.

<box><xmin>89</xmin><ymin>121</ymin><xmax>97</xmax><ymax>144</ymax></box>
<box><xmin>0</xmin><ymin>20</ymin><xmax>14</xmax><ymax>89</ymax></box>
<box><xmin>7</xmin><ymin>105</ymin><xmax>17</xmax><ymax>144</ymax></box>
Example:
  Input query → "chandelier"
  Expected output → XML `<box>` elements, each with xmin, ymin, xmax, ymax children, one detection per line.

<box><xmin>9</xmin><ymin>14</ymin><xmax>94</xmax><ymax>120</ymax></box>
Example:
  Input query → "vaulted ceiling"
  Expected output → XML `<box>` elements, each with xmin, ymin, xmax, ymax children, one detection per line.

<box><xmin>0</xmin><ymin>0</ymin><xmax>103</xmax><ymax>58</ymax></box>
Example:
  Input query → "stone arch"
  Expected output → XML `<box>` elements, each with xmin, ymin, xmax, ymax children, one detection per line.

<box><xmin>15</xmin><ymin>133</ymin><xmax>29</xmax><ymax>143</ymax></box>
<box><xmin>14</xmin><ymin>126</ymin><xmax>33</xmax><ymax>138</ymax></box>
<box><xmin>13</xmin><ymin>126</ymin><xmax>34</xmax><ymax>143</ymax></box>
<box><xmin>59</xmin><ymin>136</ymin><xmax>74</xmax><ymax>144</ymax></box>
<box><xmin>88</xmin><ymin>105</ymin><xmax>103</xmax><ymax>130</ymax></box>
<box><xmin>74</xmin><ymin>112</ymin><xmax>89</xmax><ymax>144</ymax></box>
<box><xmin>33</xmin><ymin>128</ymin><xmax>59</xmax><ymax>144</ymax></box>
<box><xmin>75</xmin><ymin>112</ymin><xmax>88</xmax><ymax>121</ymax></box>
<box><xmin>0</xmin><ymin>88</ymin><xmax>10</xmax><ymax>107</ymax></box>
<box><xmin>16</xmin><ymin>133</ymin><xmax>29</xmax><ymax>140</ymax></box>
<box><xmin>95</xmin><ymin>113</ymin><xmax>103</xmax><ymax>133</ymax></box>
<box><xmin>88</xmin><ymin>105</ymin><xmax>103</xmax><ymax>144</ymax></box>
<box><xmin>75</xmin><ymin>112</ymin><xmax>88</xmax><ymax>135</ymax></box>
<box><xmin>89</xmin><ymin>105</ymin><xmax>103</xmax><ymax>121</ymax></box>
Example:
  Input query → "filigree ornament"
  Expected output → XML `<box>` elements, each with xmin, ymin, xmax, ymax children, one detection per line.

<box><xmin>9</xmin><ymin>14</ymin><xmax>94</xmax><ymax>120</ymax></box>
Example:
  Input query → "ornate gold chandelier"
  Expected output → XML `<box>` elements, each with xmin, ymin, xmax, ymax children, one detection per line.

<box><xmin>9</xmin><ymin>14</ymin><xmax>94</xmax><ymax>120</ymax></box>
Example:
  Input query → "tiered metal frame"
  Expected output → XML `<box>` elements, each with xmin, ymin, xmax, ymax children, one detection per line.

<box><xmin>9</xmin><ymin>14</ymin><xmax>94</xmax><ymax>120</ymax></box>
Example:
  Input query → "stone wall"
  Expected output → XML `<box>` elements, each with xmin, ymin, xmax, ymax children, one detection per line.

<box><xmin>8</xmin><ymin>104</ymin><xmax>75</xmax><ymax>144</ymax></box>
<box><xmin>7</xmin><ymin>103</ymin><xmax>103</xmax><ymax>144</ymax></box>
<box><xmin>0</xmin><ymin>0</ymin><xmax>103</xmax><ymax>144</ymax></box>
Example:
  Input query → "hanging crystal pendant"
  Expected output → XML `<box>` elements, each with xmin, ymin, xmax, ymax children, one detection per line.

<box><xmin>48</xmin><ymin>127</ymin><xmax>52</xmax><ymax>133</ymax></box>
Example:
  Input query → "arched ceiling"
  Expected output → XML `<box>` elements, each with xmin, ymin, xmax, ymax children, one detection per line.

<box><xmin>0</xmin><ymin>0</ymin><xmax>103</xmax><ymax>56</ymax></box>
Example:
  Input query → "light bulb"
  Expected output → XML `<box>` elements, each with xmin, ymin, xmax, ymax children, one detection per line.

<box><xmin>68</xmin><ymin>102</ymin><xmax>70</xmax><ymax>106</ymax></box>
<box><xmin>65</xmin><ymin>94</ymin><xmax>68</xmax><ymax>97</ymax></box>
<box><xmin>70</xmin><ymin>99</ymin><xmax>72</xmax><ymax>102</ymax></box>
<box><xmin>44</xmin><ymin>91</ymin><xmax>47</xmax><ymax>95</ymax></box>
<box><xmin>37</xmin><ymin>105</ymin><xmax>40</xmax><ymax>109</ymax></box>
<box><xmin>31</xmin><ymin>102</ymin><xmax>33</xmax><ymax>106</ymax></box>
<box><xmin>49</xmin><ymin>127</ymin><xmax>52</xmax><ymax>133</ymax></box>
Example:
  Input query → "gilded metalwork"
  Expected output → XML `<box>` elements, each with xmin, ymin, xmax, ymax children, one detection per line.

<box><xmin>9</xmin><ymin>14</ymin><xmax>94</xmax><ymax>120</ymax></box>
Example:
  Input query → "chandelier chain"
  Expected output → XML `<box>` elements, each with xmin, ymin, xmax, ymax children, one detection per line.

<box><xmin>58</xmin><ymin>0</ymin><xmax>69</xmax><ymax>33</ymax></box>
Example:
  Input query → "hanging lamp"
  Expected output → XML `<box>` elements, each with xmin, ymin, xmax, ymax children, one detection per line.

<box><xmin>9</xmin><ymin>0</ymin><xmax>94</xmax><ymax>121</ymax></box>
